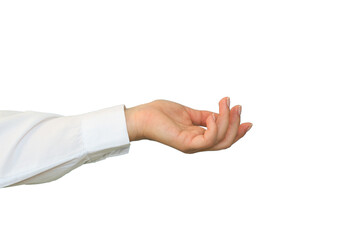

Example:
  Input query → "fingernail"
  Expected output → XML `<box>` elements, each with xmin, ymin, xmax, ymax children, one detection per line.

<box><xmin>212</xmin><ymin>113</ymin><xmax>216</xmax><ymax>121</ymax></box>
<box><xmin>247</xmin><ymin>124</ymin><xmax>253</xmax><ymax>132</ymax></box>
<box><xmin>226</xmin><ymin>97</ymin><xmax>230</xmax><ymax>108</ymax></box>
<box><xmin>238</xmin><ymin>105</ymin><xmax>242</xmax><ymax>116</ymax></box>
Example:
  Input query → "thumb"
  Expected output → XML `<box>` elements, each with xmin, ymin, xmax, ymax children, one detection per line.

<box><xmin>190</xmin><ymin>113</ymin><xmax>218</xmax><ymax>151</ymax></box>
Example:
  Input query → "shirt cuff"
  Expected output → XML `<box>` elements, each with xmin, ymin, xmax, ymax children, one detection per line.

<box><xmin>79</xmin><ymin>104</ymin><xmax>130</xmax><ymax>157</ymax></box>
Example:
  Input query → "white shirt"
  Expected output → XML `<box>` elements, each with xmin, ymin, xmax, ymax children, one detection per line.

<box><xmin>0</xmin><ymin>105</ymin><xmax>130</xmax><ymax>188</ymax></box>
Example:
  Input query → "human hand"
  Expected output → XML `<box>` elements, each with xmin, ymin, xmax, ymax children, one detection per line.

<box><xmin>124</xmin><ymin>97</ymin><xmax>252</xmax><ymax>153</ymax></box>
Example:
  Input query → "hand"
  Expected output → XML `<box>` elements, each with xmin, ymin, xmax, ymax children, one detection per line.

<box><xmin>124</xmin><ymin>97</ymin><xmax>252</xmax><ymax>153</ymax></box>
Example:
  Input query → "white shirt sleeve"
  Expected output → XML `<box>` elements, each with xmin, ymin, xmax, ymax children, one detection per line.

<box><xmin>0</xmin><ymin>105</ymin><xmax>130</xmax><ymax>188</ymax></box>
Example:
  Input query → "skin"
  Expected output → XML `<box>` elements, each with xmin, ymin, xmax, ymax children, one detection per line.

<box><xmin>124</xmin><ymin>97</ymin><xmax>253</xmax><ymax>154</ymax></box>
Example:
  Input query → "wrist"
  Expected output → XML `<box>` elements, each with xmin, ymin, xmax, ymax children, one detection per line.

<box><xmin>124</xmin><ymin>105</ymin><xmax>144</xmax><ymax>141</ymax></box>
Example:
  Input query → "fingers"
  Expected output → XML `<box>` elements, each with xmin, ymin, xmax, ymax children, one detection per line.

<box><xmin>215</xmin><ymin>97</ymin><xmax>231</xmax><ymax>142</ymax></box>
<box><xmin>234</xmin><ymin>122</ymin><xmax>253</xmax><ymax>143</ymax></box>
<box><xmin>202</xmin><ymin>98</ymin><xmax>252</xmax><ymax>152</ymax></box>
<box><xmin>210</xmin><ymin>105</ymin><xmax>241</xmax><ymax>150</ymax></box>
<box><xmin>182</xmin><ymin>97</ymin><xmax>252</xmax><ymax>153</ymax></box>
<box><xmin>187</xmin><ymin>113</ymin><xmax>218</xmax><ymax>152</ymax></box>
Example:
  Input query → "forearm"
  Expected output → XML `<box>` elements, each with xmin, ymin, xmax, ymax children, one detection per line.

<box><xmin>0</xmin><ymin>105</ymin><xmax>130</xmax><ymax>188</ymax></box>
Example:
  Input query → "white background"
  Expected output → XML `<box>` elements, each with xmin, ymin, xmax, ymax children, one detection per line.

<box><xmin>1</xmin><ymin>0</ymin><xmax>359</xmax><ymax>239</ymax></box>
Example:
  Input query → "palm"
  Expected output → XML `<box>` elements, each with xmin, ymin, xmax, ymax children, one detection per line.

<box><xmin>142</xmin><ymin>100</ymin><xmax>207</xmax><ymax>151</ymax></box>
